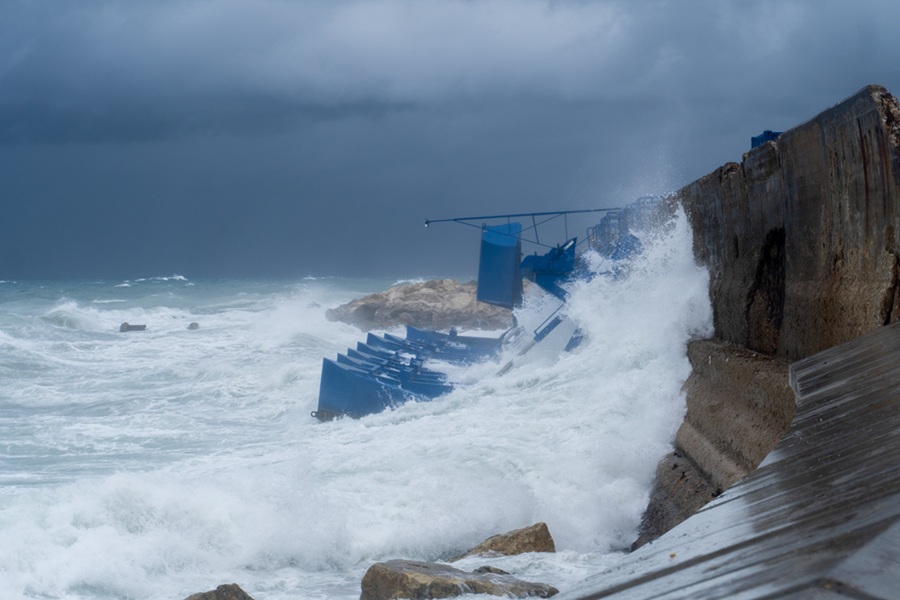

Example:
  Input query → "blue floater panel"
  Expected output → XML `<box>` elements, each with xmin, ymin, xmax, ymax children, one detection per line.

<box><xmin>314</xmin><ymin>324</ymin><xmax>509</xmax><ymax>421</ymax></box>
<box><xmin>477</xmin><ymin>223</ymin><xmax>523</xmax><ymax>309</ymax></box>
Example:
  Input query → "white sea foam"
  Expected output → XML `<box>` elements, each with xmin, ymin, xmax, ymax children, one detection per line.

<box><xmin>0</xmin><ymin>210</ymin><xmax>710</xmax><ymax>600</ymax></box>
<box><xmin>132</xmin><ymin>274</ymin><xmax>190</xmax><ymax>283</ymax></box>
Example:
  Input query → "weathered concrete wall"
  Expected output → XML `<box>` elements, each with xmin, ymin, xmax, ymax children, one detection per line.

<box><xmin>677</xmin><ymin>341</ymin><xmax>793</xmax><ymax>486</ymax></box>
<box><xmin>565</xmin><ymin>321</ymin><xmax>900</xmax><ymax>599</ymax></box>
<box><xmin>633</xmin><ymin>340</ymin><xmax>794</xmax><ymax>548</ymax></box>
<box><xmin>681</xmin><ymin>84</ymin><xmax>900</xmax><ymax>361</ymax></box>
<box><xmin>635</xmin><ymin>85</ymin><xmax>900</xmax><ymax>547</ymax></box>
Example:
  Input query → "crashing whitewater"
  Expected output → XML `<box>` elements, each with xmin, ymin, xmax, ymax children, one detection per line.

<box><xmin>0</xmin><ymin>209</ymin><xmax>710</xmax><ymax>600</ymax></box>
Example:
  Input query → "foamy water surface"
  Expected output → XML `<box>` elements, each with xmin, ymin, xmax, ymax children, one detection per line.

<box><xmin>0</xmin><ymin>211</ymin><xmax>711</xmax><ymax>599</ymax></box>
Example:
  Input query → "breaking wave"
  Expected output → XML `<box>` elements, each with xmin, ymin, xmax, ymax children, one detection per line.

<box><xmin>0</xmin><ymin>209</ymin><xmax>710</xmax><ymax>599</ymax></box>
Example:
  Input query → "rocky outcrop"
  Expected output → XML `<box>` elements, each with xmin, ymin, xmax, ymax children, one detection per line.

<box><xmin>183</xmin><ymin>584</ymin><xmax>255</xmax><ymax>600</ymax></box>
<box><xmin>359</xmin><ymin>560</ymin><xmax>558</xmax><ymax>600</ymax></box>
<box><xmin>449</xmin><ymin>522</ymin><xmax>556</xmax><ymax>562</ymax></box>
<box><xmin>326</xmin><ymin>279</ymin><xmax>513</xmax><ymax>332</ymax></box>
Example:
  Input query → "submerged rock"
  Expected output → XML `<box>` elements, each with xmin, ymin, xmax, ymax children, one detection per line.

<box><xmin>449</xmin><ymin>522</ymin><xmax>556</xmax><ymax>562</ymax></box>
<box><xmin>326</xmin><ymin>279</ymin><xmax>513</xmax><ymax>332</ymax></box>
<box><xmin>183</xmin><ymin>583</ymin><xmax>255</xmax><ymax>600</ymax></box>
<box><xmin>359</xmin><ymin>560</ymin><xmax>558</xmax><ymax>600</ymax></box>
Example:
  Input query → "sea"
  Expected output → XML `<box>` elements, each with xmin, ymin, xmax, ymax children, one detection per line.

<box><xmin>0</xmin><ymin>210</ymin><xmax>712</xmax><ymax>600</ymax></box>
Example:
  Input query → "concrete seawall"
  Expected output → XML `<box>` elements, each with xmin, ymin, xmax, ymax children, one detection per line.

<box><xmin>626</xmin><ymin>84</ymin><xmax>900</xmax><ymax>575</ymax></box>
<box><xmin>632</xmin><ymin>340</ymin><xmax>795</xmax><ymax>549</ymax></box>
<box><xmin>564</xmin><ymin>320</ymin><xmax>900</xmax><ymax>599</ymax></box>
<box><xmin>682</xmin><ymin>84</ymin><xmax>900</xmax><ymax>360</ymax></box>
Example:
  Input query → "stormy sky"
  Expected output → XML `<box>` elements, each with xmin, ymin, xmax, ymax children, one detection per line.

<box><xmin>2</xmin><ymin>0</ymin><xmax>899</xmax><ymax>280</ymax></box>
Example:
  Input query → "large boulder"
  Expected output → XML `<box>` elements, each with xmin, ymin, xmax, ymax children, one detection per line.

<box><xmin>326</xmin><ymin>279</ymin><xmax>513</xmax><ymax>332</ymax></box>
<box><xmin>183</xmin><ymin>583</ymin><xmax>255</xmax><ymax>600</ymax></box>
<box><xmin>449</xmin><ymin>522</ymin><xmax>556</xmax><ymax>562</ymax></box>
<box><xmin>359</xmin><ymin>560</ymin><xmax>558</xmax><ymax>600</ymax></box>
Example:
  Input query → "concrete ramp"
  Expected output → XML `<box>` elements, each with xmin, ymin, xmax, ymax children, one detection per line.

<box><xmin>563</xmin><ymin>322</ymin><xmax>900</xmax><ymax>599</ymax></box>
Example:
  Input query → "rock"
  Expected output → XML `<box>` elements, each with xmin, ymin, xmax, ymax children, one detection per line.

<box><xmin>183</xmin><ymin>583</ymin><xmax>255</xmax><ymax>600</ymax></box>
<box><xmin>359</xmin><ymin>560</ymin><xmax>558</xmax><ymax>600</ymax></box>
<box><xmin>472</xmin><ymin>566</ymin><xmax>510</xmax><ymax>575</ymax></box>
<box><xmin>119</xmin><ymin>322</ymin><xmax>146</xmax><ymax>332</ymax></box>
<box><xmin>326</xmin><ymin>279</ymin><xmax>513</xmax><ymax>332</ymax></box>
<box><xmin>188</xmin><ymin>322</ymin><xmax>200</xmax><ymax>330</ymax></box>
<box><xmin>449</xmin><ymin>522</ymin><xmax>556</xmax><ymax>562</ymax></box>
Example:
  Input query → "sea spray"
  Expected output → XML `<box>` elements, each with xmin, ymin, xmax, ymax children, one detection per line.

<box><xmin>0</xmin><ymin>209</ymin><xmax>711</xmax><ymax>599</ymax></box>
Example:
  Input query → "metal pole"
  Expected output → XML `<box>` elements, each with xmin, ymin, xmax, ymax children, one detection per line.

<box><xmin>424</xmin><ymin>207</ymin><xmax>619</xmax><ymax>227</ymax></box>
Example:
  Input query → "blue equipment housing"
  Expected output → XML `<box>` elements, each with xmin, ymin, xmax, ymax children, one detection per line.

<box><xmin>520</xmin><ymin>238</ymin><xmax>577</xmax><ymax>300</ymax></box>
<box><xmin>476</xmin><ymin>223</ymin><xmax>523</xmax><ymax>309</ymax></box>
<box><xmin>751</xmin><ymin>130</ymin><xmax>783</xmax><ymax>148</ymax></box>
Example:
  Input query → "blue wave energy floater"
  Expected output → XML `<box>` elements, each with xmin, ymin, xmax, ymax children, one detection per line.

<box><xmin>312</xmin><ymin>325</ymin><xmax>505</xmax><ymax>421</ymax></box>
<box><xmin>314</xmin><ymin>207</ymin><xmax>629</xmax><ymax>421</ymax></box>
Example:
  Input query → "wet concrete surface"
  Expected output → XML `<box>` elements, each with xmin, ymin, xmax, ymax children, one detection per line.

<box><xmin>560</xmin><ymin>321</ymin><xmax>900</xmax><ymax>599</ymax></box>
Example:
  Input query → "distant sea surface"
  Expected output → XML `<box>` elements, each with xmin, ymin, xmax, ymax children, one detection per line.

<box><xmin>0</xmin><ymin>212</ymin><xmax>712</xmax><ymax>600</ymax></box>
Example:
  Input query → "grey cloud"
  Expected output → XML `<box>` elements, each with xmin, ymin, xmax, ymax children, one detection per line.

<box><xmin>13</xmin><ymin>0</ymin><xmax>888</xmax><ymax>143</ymax></box>
<box><xmin>4</xmin><ymin>1</ymin><xmax>899</xmax><ymax>135</ymax></box>
<box><xmin>2</xmin><ymin>0</ymin><xmax>900</xmax><ymax>279</ymax></box>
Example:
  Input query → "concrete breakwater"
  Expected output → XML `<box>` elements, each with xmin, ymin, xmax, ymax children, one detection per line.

<box><xmin>563</xmin><ymin>314</ymin><xmax>900</xmax><ymax>598</ymax></box>
<box><xmin>682</xmin><ymin>84</ymin><xmax>900</xmax><ymax>361</ymax></box>
<box><xmin>619</xmin><ymin>84</ymin><xmax>900</xmax><ymax>596</ymax></box>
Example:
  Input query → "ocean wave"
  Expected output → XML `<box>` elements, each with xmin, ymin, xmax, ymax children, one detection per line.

<box><xmin>390</xmin><ymin>277</ymin><xmax>429</xmax><ymax>286</ymax></box>
<box><xmin>0</xmin><ymin>227</ymin><xmax>712</xmax><ymax>600</ymax></box>
<box><xmin>122</xmin><ymin>274</ymin><xmax>190</xmax><ymax>285</ymax></box>
<box><xmin>41</xmin><ymin>300</ymin><xmax>110</xmax><ymax>331</ymax></box>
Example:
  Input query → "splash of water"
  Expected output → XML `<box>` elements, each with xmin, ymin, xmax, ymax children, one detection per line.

<box><xmin>0</xmin><ymin>210</ymin><xmax>710</xmax><ymax>599</ymax></box>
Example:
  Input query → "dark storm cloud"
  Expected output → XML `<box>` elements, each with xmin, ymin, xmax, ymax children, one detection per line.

<box><xmin>1</xmin><ymin>0</ymin><xmax>413</xmax><ymax>142</ymax></box>
<box><xmin>2</xmin><ymin>0</ymin><xmax>900</xmax><ymax>279</ymax></box>
<box><xmin>8</xmin><ymin>0</ymin><xmax>894</xmax><ymax>143</ymax></box>
<box><xmin>0</xmin><ymin>1</ymin><xmax>636</xmax><ymax>142</ymax></box>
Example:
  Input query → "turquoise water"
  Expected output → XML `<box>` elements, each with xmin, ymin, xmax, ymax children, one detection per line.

<box><xmin>0</xmin><ymin>211</ymin><xmax>711</xmax><ymax>599</ymax></box>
